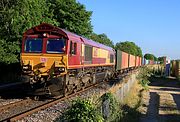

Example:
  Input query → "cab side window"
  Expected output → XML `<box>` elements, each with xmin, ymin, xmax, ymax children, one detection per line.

<box><xmin>74</xmin><ymin>43</ymin><xmax>77</xmax><ymax>54</ymax></box>
<box><xmin>70</xmin><ymin>41</ymin><xmax>77</xmax><ymax>55</ymax></box>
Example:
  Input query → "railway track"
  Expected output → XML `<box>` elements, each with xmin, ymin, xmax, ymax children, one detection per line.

<box><xmin>0</xmin><ymin>83</ymin><xmax>99</xmax><ymax>122</ymax></box>
<box><xmin>0</xmin><ymin>99</ymin><xmax>27</xmax><ymax>112</ymax></box>
<box><xmin>0</xmin><ymin>99</ymin><xmax>22</xmax><ymax>107</ymax></box>
<box><xmin>0</xmin><ymin>69</ymin><xmax>137</xmax><ymax>122</ymax></box>
<box><xmin>0</xmin><ymin>98</ymin><xmax>52</xmax><ymax>121</ymax></box>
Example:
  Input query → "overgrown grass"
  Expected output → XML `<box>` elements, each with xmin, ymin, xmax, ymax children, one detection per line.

<box><xmin>99</xmin><ymin>93</ymin><xmax>123</xmax><ymax>122</ymax></box>
<box><xmin>119</xmin><ymin>80</ymin><xmax>143</xmax><ymax>122</ymax></box>
<box><xmin>137</xmin><ymin>66</ymin><xmax>152</xmax><ymax>90</ymax></box>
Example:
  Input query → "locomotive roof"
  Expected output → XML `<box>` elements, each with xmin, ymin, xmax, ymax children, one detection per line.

<box><xmin>24</xmin><ymin>23</ymin><xmax>115</xmax><ymax>52</ymax></box>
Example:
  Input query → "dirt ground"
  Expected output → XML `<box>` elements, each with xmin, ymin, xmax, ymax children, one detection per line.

<box><xmin>140</xmin><ymin>77</ymin><xmax>180</xmax><ymax>122</ymax></box>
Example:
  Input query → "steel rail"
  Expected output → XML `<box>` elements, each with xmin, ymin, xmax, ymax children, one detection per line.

<box><xmin>0</xmin><ymin>99</ymin><xmax>31</xmax><ymax>112</ymax></box>
<box><xmin>6</xmin><ymin>84</ymin><xmax>98</xmax><ymax>122</ymax></box>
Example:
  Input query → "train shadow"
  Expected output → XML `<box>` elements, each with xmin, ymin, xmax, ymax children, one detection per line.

<box><xmin>149</xmin><ymin>76</ymin><xmax>180</xmax><ymax>88</ymax></box>
<box><xmin>0</xmin><ymin>83</ymin><xmax>30</xmax><ymax>99</ymax></box>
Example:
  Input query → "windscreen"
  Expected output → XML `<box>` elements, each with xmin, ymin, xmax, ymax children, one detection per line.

<box><xmin>25</xmin><ymin>38</ymin><xmax>43</xmax><ymax>53</ymax></box>
<box><xmin>47</xmin><ymin>38</ymin><xmax>66</xmax><ymax>53</ymax></box>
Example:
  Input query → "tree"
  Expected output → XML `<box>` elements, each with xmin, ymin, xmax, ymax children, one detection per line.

<box><xmin>90</xmin><ymin>33</ymin><xmax>114</xmax><ymax>48</ymax></box>
<box><xmin>144</xmin><ymin>53</ymin><xmax>157</xmax><ymax>61</ymax></box>
<box><xmin>115</xmin><ymin>41</ymin><xmax>142</xmax><ymax>57</ymax></box>
<box><xmin>158</xmin><ymin>56</ymin><xmax>166</xmax><ymax>64</ymax></box>
<box><xmin>144</xmin><ymin>53</ymin><xmax>155</xmax><ymax>60</ymax></box>
<box><xmin>0</xmin><ymin>0</ymin><xmax>57</xmax><ymax>63</ymax></box>
<box><xmin>0</xmin><ymin>0</ymin><xmax>93</xmax><ymax>64</ymax></box>
<box><xmin>154</xmin><ymin>56</ymin><xmax>158</xmax><ymax>61</ymax></box>
<box><xmin>48</xmin><ymin>0</ymin><xmax>93</xmax><ymax>37</ymax></box>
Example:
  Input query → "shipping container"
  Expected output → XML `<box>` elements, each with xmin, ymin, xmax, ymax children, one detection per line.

<box><xmin>171</xmin><ymin>60</ymin><xmax>176</xmax><ymax>76</ymax></box>
<box><xmin>116</xmin><ymin>50</ymin><xmax>129</xmax><ymax>70</ymax></box>
<box><xmin>163</xmin><ymin>57</ymin><xmax>167</xmax><ymax>66</ymax></box>
<box><xmin>136</xmin><ymin>56</ymin><xmax>141</xmax><ymax>67</ymax></box>
<box><xmin>149</xmin><ymin>60</ymin><xmax>154</xmax><ymax>65</ymax></box>
<box><xmin>129</xmin><ymin>54</ymin><xmax>136</xmax><ymax>68</ymax></box>
<box><xmin>139</xmin><ymin>57</ymin><xmax>142</xmax><ymax>66</ymax></box>
<box><xmin>165</xmin><ymin>63</ymin><xmax>170</xmax><ymax>76</ymax></box>
<box><xmin>135</xmin><ymin>56</ymin><xmax>140</xmax><ymax>67</ymax></box>
<box><xmin>175</xmin><ymin>60</ymin><xmax>180</xmax><ymax>79</ymax></box>
<box><xmin>138</xmin><ymin>57</ymin><xmax>142</xmax><ymax>66</ymax></box>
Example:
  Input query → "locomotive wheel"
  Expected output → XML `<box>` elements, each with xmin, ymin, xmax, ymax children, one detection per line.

<box><xmin>73</xmin><ymin>82</ymin><xmax>82</xmax><ymax>93</ymax></box>
<box><xmin>46</xmin><ymin>77</ymin><xmax>65</xmax><ymax>96</ymax></box>
<box><xmin>65</xmin><ymin>84</ymin><xmax>74</xmax><ymax>95</ymax></box>
<box><xmin>76</xmin><ymin>82</ymin><xmax>82</xmax><ymax>91</ymax></box>
<box><xmin>33</xmin><ymin>96</ymin><xmax>39</xmax><ymax>101</ymax></box>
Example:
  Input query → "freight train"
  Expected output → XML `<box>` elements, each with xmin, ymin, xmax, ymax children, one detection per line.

<box><xmin>21</xmin><ymin>23</ymin><xmax>153</xmax><ymax>97</ymax></box>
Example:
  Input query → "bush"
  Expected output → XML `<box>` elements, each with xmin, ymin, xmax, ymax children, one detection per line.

<box><xmin>62</xmin><ymin>98</ymin><xmax>103</xmax><ymax>122</ymax></box>
<box><xmin>100</xmin><ymin>92</ymin><xmax>122</xmax><ymax>121</ymax></box>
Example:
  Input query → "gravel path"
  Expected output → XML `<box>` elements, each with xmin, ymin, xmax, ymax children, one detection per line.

<box><xmin>140</xmin><ymin>77</ymin><xmax>180</xmax><ymax>122</ymax></box>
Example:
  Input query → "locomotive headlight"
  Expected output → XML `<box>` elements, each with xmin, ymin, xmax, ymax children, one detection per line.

<box><xmin>43</xmin><ymin>33</ymin><xmax>49</xmax><ymax>38</ymax></box>
<box><xmin>23</xmin><ymin>65</ymin><xmax>29</xmax><ymax>70</ymax></box>
<box><xmin>22</xmin><ymin>65</ymin><xmax>32</xmax><ymax>70</ymax></box>
<box><xmin>43</xmin><ymin>33</ymin><xmax>47</xmax><ymax>37</ymax></box>
<box><xmin>54</xmin><ymin>67</ymin><xmax>65</xmax><ymax>74</ymax></box>
<box><xmin>58</xmin><ymin>67</ymin><xmax>65</xmax><ymax>72</ymax></box>
<box><xmin>22</xmin><ymin>64</ymin><xmax>32</xmax><ymax>74</ymax></box>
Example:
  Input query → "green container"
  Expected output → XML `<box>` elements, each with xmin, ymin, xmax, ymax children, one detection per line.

<box><xmin>116</xmin><ymin>50</ymin><xmax>122</xmax><ymax>70</ymax></box>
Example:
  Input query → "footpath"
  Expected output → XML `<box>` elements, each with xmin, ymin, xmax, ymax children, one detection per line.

<box><xmin>140</xmin><ymin>77</ymin><xmax>180</xmax><ymax>122</ymax></box>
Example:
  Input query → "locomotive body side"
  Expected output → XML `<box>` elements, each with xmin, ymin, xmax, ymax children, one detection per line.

<box><xmin>67</xmin><ymin>37</ymin><xmax>115</xmax><ymax>69</ymax></box>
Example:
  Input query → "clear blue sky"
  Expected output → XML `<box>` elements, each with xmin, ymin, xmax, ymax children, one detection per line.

<box><xmin>78</xmin><ymin>0</ymin><xmax>180</xmax><ymax>59</ymax></box>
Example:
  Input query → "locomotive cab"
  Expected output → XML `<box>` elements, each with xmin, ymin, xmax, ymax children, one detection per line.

<box><xmin>21</xmin><ymin>23</ymin><xmax>69</xmax><ymax>96</ymax></box>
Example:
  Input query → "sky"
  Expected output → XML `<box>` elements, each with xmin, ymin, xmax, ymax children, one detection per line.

<box><xmin>77</xmin><ymin>0</ymin><xmax>180</xmax><ymax>59</ymax></box>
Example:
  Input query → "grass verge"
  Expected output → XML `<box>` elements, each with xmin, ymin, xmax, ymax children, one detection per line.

<box><xmin>119</xmin><ymin>81</ymin><xmax>144</xmax><ymax>122</ymax></box>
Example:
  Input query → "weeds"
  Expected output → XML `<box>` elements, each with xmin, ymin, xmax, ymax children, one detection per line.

<box><xmin>100</xmin><ymin>92</ymin><xmax>123</xmax><ymax>122</ymax></box>
<box><xmin>137</xmin><ymin>67</ymin><xmax>152</xmax><ymax>90</ymax></box>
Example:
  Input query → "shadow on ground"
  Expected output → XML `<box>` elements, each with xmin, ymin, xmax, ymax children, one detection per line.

<box><xmin>140</xmin><ymin>77</ymin><xmax>180</xmax><ymax>122</ymax></box>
